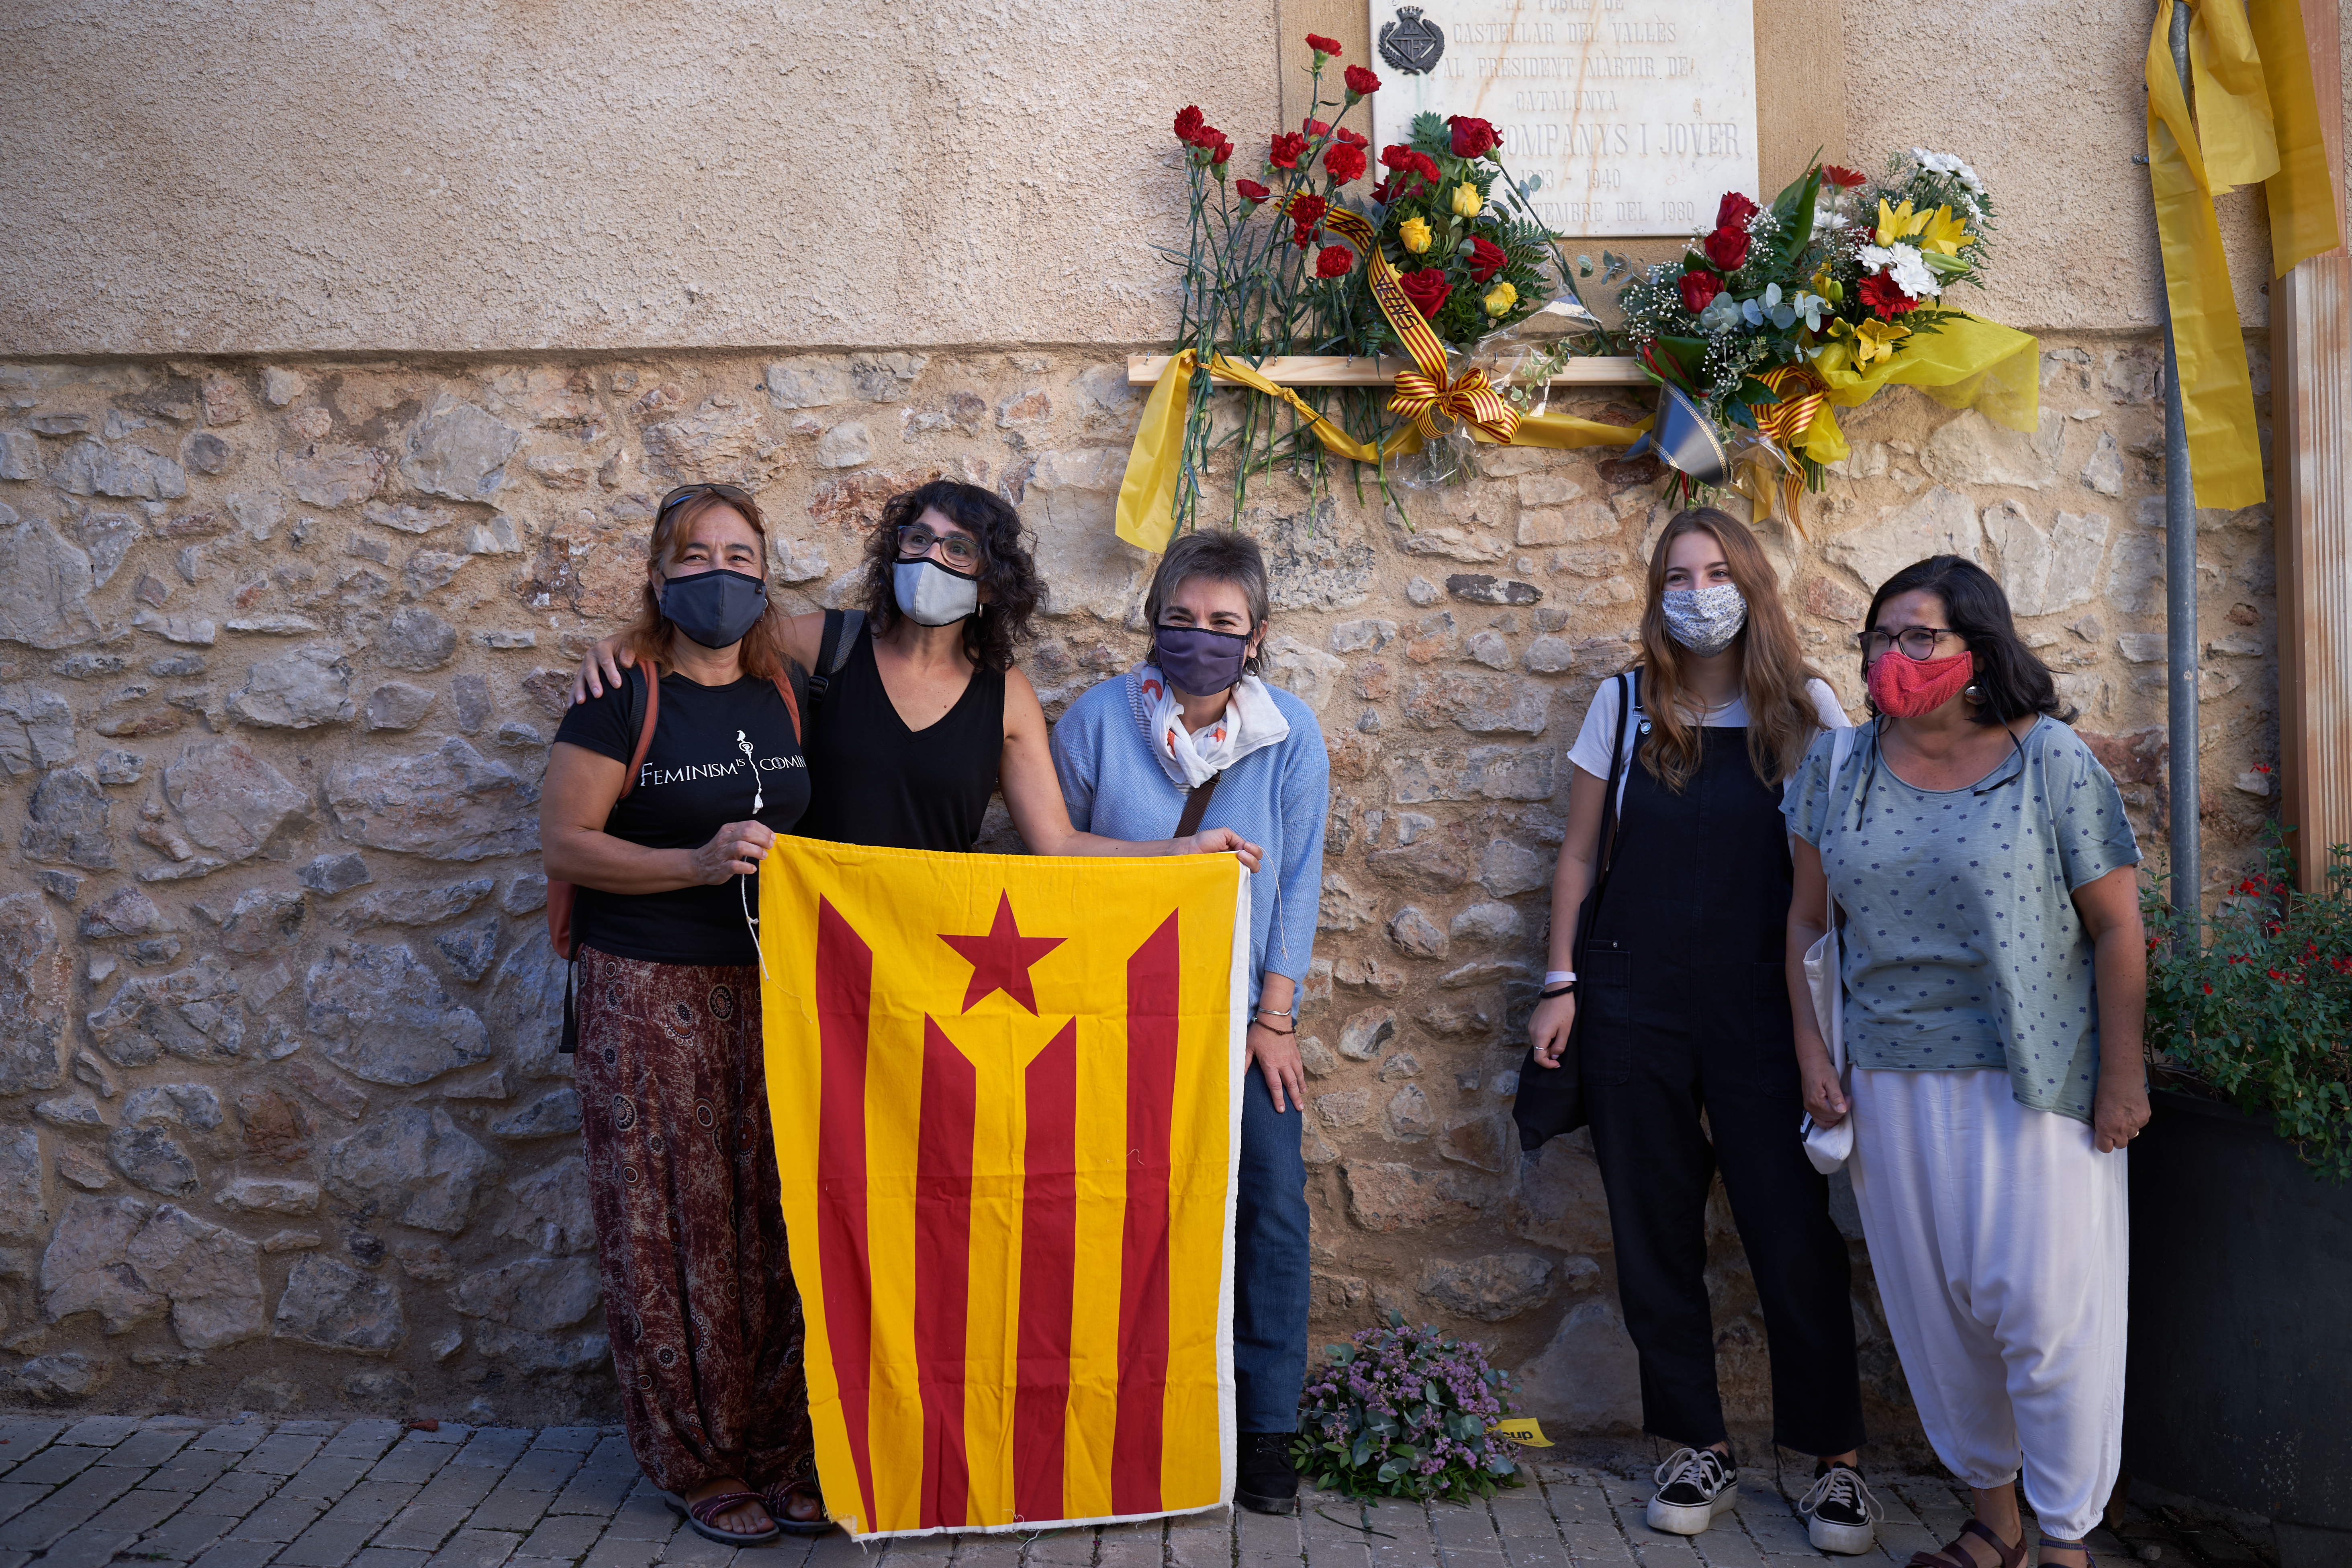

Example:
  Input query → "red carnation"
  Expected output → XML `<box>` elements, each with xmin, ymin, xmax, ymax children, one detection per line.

<box><xmin>1398</xmin><ymin>268</ymin><xmax>1452</xmax><ymax>318</ymax></box>
<box><xmin>1381</xmin><ymin>143</ymin><xmax>1416</xmax><ymax>169</ymax></box>
<box><xmin>1858</xmin><ymin>271</ymin><xmax>1919</xmax><ymax>318</ymax></box>
<box><xmin>1467</xmin><ymin>235</ymin><xmax>1509</xmax><ymax>284</ymax></box>
<box><xmin>1703</xmin><ymin>224</ymin><xmax>1750</xmax><ymax>271</ymax></box>
<box><xmin>1324</xmin><ymin>143</ymin><xmax>1368</xmax><ymax>184</ymax></box>
<box><xmin>1821</xmin><ymin>164</ymin><xmax>1868</xmax><ymax>189</ymax></box>
<box><xmin>1235</xmin><ymin>178</ymin><xmax>1272</xmax><ymax>204</ymax></box>
<box><xmin>1409</xmin><ymin>149</ymin><xmax>1441</xmax><ymax>182</ymax></box>
<box><xmin>1316</xmin><ymin>244</ymin><xmax>1357</xmax><ymax>278</ymax></box>
<box><xmin>1678</xmin><ymin>269</ymin><xmax>1723</xmax><ymax>314</ymax></box>
<box><xmin>1270</xmin><ymin>131</ymin><xmax>1307</xmax><ymax>169</ymax></box>
<box><xmin>1173</xmin><ymin>105</ymin><xmax>1207</xmax><ymax>145</ymax></box>
<box><xmin>1715</xmin><ymin>191</ymin><xmax>1759</xmax><ymax>230</ymax></box>
<box><xmin>1345</xmin><ymin>64</ymin><xmax>1382</xmax><ymax>96</ymax></box>
<box><xmin>1336</xmin><ymin>126</ymin><xmax>1368</xmax><ymax>147</ymax></box>
<box><xmin>1290</xmin><ymin>193</ymin><xmax>1328</xmax><ymax>228</ymax></box>
<box><xmin>1302</xmin><ymin>117</ymin><xmax>1330</xmax><ymax>138</ymax></box>
<box><xmin>1306</xmin><ymin>32</ymin><xmax>1343</xmax><ymax>55</ymax></box>
<box><xmin>1210</xmin><ymin>137</ymin><xmax>1234</xmax><ymax>167</ymax></box>
<box><xmin>1447</xmin><ymin>115</ymin><xmax>1501</xmax><ymax>158</ymax></box>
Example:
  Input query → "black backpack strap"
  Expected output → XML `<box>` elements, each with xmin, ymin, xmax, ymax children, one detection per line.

<box><xmin>808</xmin><ymin>608</ymin><xmax>866</xmax><ymax>711</ymax></box>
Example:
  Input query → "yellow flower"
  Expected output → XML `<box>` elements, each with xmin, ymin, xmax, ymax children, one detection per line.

<box><xmin>1451</xmin><ymin>182</ymin><xmax>1483</xmax><ymax>218</ymax></box>
<box><xmin>1837</xmin><ymin>316</ymin><xmax>1911</xmax><ymax>369</ymax></box>
<box><xmin>1399</xmin><ymin>215</ymin><xmax>1433</xmax><ymax>253</ymax></box>
<box><xmin>1916</xmin><ymin>204</ymin><xmax>1973</xmax><ymax>256</ymax></box>
<box><xmin>1874</xmin><ymin>197</ymin><xmax>1931</xmax><ymax>246</ymax></box>
<box><xmin>1483</xmin><ymin>281</ymin><xmax>1519</xmax><ymax>317</ymax></box>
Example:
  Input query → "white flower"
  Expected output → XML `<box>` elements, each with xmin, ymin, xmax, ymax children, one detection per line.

<box><xmin>1860</xmin><ymin>242</ymin><xmax>1943</xmax><ymax>300</ymax></box>
<box><xmin>1813</xmin><ymin>207</ymin><xmax>1852</xmax><ymax>240</ymax></box>
<box><xmin>1911</xmin><ymin>146</ymin><xmax>1986</xmax><ymax>196</ymax></box>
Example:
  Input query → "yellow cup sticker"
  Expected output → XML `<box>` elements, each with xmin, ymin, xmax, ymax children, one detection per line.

<box><xmin>1490</xmin><ymin>1417</ymin><xmax>1553</xmax><ymax>1448</ymax></box>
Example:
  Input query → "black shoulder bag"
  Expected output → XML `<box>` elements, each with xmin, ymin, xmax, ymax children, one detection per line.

<box><xmin>1510</xmin><ymin>668</ymin><xmax>1642</xmax><ymax>1151</ymax></box>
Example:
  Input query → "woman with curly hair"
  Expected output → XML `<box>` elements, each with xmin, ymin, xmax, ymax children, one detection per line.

<box><xmin>574</xmin><ymin>478</ymin><xmax>1258</xmax><ymax>861</ymax></box>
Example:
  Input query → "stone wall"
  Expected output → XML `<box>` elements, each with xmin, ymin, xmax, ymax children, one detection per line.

<box><xmin>0</xmin><ymin>344</ymin><xmax>2276</xmax><ymax>1439</ymax></box>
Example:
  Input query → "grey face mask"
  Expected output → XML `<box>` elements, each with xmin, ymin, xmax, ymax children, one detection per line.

<box><xmin>1661</xmin><ymin>583</ymin><xmax>1749</xmax><ymax>655</ymax></box>
<box><xmin>892</xmin><ymin>558</ymin><xmax>981</xmax><ymax>627</ymax></box>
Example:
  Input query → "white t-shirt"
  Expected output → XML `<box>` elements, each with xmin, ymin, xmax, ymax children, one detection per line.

<box><xmin>1568</xmin><ymin>674</ymin><xmax>1851</xmax><ymax>811</ymax></box>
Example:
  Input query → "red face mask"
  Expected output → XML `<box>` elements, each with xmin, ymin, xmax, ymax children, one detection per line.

<box><xmin>1867</xmin><ymin>647</ymin><xmax>1974</xmax><ymax>717</ymax></box>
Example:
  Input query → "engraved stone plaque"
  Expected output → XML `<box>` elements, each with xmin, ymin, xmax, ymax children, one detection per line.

<box><xmin>1369</xmin><ymin>0</ymin><xmax>1759</xmax><ymax>238</ymax></box>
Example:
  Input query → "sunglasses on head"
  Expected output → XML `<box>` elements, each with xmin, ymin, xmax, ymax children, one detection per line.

<box><xmin>656</xmin><ymin>482</ymin><xmax>758</xmax><ymax>523</ymax></box>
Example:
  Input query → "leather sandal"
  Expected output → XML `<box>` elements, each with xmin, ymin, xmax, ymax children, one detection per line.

<box><xmin>1909</xmin><ymin>1519</ymin><xmax>2026</xmax><ymax>1568</ymax></box>
<box><xmin>762</xmin><ymin>1480</ymin><xmax>836</xmax><ymax>1537</ymax></box>
<box><xmin>658</xmin><ymin>1488</ymin><xmax>783</xmax><ymax>1546</ymax></box>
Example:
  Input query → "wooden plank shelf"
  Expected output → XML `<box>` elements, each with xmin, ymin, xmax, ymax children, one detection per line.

<box><xmin>1124</xmin><ymin>353</ymin><xmax>1650</xmax><ymax>387</ymax></box>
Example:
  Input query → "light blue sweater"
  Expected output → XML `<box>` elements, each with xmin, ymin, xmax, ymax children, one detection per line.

<box><xmin>1050</xmin><ymin>673</ymin><xmax>1329</xmax><ymax>1008</ymax></box>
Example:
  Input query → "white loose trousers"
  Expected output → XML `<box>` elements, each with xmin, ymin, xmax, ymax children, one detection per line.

<box><xmin>1847</xmin><ymin>1068</ymin><xmax>2129</xmax><ymax>1541</ymax></box>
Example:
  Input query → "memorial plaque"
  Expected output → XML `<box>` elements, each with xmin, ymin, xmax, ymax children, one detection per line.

<box><xmin>1369</xmin><ymin>0</ymin><xmax>1759</xmax><ymax>238</ymax></box>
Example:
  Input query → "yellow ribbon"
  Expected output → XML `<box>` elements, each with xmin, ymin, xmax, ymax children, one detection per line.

<box><xmin>1731</xmin><ymin>364</ymin><xmax>1831</xmax><ymax>531</ymax></box>
<box><xmin>2146</xmin><ymin>0</ymin><xmax>2342</xmax><ymax>510</ymax></box>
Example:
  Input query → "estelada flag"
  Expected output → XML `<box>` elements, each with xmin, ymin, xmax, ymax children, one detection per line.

<box><xmin>758</xmin><ymin>838</ymin><xmax>1250</xmax><ymax>1539</ymax></box>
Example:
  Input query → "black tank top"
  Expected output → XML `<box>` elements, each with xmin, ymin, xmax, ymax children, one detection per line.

<box><xmin>794</xmin><ymin>624</ymin><xmax>1005</xmax><ymax>851</ymax></box>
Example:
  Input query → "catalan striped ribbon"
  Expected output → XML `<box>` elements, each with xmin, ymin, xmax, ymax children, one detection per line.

<box><xmin>1304</xmin><ymin>202</ymin><xmax>1522</xmax><ymax>444</ymax></box>
<box><xmin>759</xmin><ymin>838</ymin><xmax>1249</xmax><ymax>1539</ymax></box>
<box><xmin>1740</xmin><ymin>363</ymin><xmax>1829</xmax><ymax>529</ymax></box>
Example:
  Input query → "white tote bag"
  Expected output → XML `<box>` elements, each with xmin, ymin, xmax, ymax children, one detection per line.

<box><xmin>1799</xmin><ymin>725</ymin><xmax>1857</xmax><ymax>1175</ymax></box>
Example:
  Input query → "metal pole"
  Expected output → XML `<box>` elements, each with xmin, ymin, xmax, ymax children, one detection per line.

<box><xmin>2161</xmin><ymin>0</ymin><xmax>2201</xmax><ymax>933</ymax></box>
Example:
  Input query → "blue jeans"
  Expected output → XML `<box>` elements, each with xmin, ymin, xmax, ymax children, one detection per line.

<box><xmin>1234</xmin><ymin>1068</ymin><xmax>1311</xmax><ymax>1432</ymax></box>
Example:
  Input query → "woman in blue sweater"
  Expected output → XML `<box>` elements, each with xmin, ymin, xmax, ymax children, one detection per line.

<box><xmin>1050</xmin><ymin>529</ymin><xmax>1328</xmax><ymax>1516</ymax></box>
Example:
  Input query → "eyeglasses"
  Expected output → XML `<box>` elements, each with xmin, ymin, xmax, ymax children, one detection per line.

<box><xmin>656</xmin><ymin>482</ymin><xmax>757</xmax><ymax>523</ymax></box>
<box><xmin>897</xmin><ymin>523</ymin><xmax>981</xmax><ymax>568</ymax></box>
<box><xmin>1856</xmin><ymin>626</ymin><xmax>1961</xmax><ymax>662</ymax></box>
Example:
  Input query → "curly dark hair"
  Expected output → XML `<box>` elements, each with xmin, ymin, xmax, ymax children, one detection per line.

<box><xmin>1862</xmin><ymin>554</ymin><xmax>2075</xmax><ymax>725</ymax></box>
<box><xmin>857</xmin><ymin>480</ymin><xmax>1041</xmax><ymax>673</ymax></box>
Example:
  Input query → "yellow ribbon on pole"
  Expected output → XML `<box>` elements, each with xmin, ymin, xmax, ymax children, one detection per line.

<box><xmin>2146</xmin><ymin>0</ymin><xmax>2342</xmax><ymax>511</ymax></box>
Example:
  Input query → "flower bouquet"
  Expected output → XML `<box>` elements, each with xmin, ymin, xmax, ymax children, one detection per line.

<box><xmin>1292</xmin><ymin>1312</ymin><xmax>1527</xmax><ymax>1500</ymax></box>
<box><xmin>1615</xmin><ymin>149</ymin><xmax>2030</xmax><ymax>524</ymax></box>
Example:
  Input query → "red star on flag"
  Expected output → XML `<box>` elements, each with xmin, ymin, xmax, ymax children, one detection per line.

<box><xmin>938</xmin><ymin>891</ymin><xmax>1065</xmax><ymax>1015</ymax></box>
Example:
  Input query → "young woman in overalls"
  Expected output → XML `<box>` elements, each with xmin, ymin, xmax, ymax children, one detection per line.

<box><xmin>1516</xmin><ymin>508</ymin><xmax>1876</xmax><ymax>1550</ymax></box>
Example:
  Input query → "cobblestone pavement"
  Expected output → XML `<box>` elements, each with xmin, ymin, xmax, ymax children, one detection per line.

<box><xmin>0</xmin><ymin>1419</ymin><xmax>2275</xmax><ymax>1568</ymax></box>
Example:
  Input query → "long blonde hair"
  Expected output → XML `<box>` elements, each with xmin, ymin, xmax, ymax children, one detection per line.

<box><xmin>1635</xmin><ymin>507</ymin><xmax>1826</xmax><ymax>790</ymax></box>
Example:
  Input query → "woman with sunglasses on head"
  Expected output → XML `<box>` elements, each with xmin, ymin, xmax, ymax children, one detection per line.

<box><xmin>572</xmin><ymin>480</ymin><xmax>1260</xmax><ymax>865</ymax></box>
<box><xmin>1783</xmin><ymin>555</ymin><xmax>2147</xmax><ymax>1568</ymax></box>
<box><xmin>1515</xmin><ymin>508</ymin><xmax>1876</xmax><ymax>1550</ymax></box>
<box><xmin>1047</xmin><ymin>530</ymin><xmax>1328</xmax><ymax>1517</ymax></box>
<box><xmin>541</xmin><ymin>485</ymin><xmax>827</xmax><ymax>1546</ymax></box>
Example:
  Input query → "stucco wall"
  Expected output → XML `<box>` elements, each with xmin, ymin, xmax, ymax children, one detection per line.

<box><xmin>0</xmin><ymin>345</ymin><xmax>2277</xmax><ymax>1426</ymax></box>
<box><xmin>8</xmin><ymin>0</ymin><xmax>2338</xmax><ymax>355</ymax></box>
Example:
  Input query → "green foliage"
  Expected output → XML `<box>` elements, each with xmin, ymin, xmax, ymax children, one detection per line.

<box><xmin>2144</xmin><ymin>826</ymin><xmax>2352</xmax><ymax>1181</ymax></box>
<box><xmin>1292</xmin><ymin>1312</ymin><xmax>1526</xmax><ymax>1501</ymax></box>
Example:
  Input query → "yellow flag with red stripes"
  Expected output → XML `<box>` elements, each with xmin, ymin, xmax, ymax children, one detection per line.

<box><xmin>758</xmin><ymin>838</ymin><xmax>1249</xmax><ymax>1539</ymax></box>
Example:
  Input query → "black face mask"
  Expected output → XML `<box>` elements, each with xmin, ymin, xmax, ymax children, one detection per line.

<box><xmin>661</xmin><ymin>569</ymin><xmax>768</xmax><ymax>649</ymax></box>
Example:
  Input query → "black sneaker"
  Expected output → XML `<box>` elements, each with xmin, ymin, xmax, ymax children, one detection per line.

<box><xmin>1645</xmin><ymin>1447</ymin><xmax>1738</xmax><ymax>1535</ymax></box>
<box><xmin>1799</xmin><ymin>1461</ymin><xmax>1881</xmax><ymax>1555</ymax></box>
<box><xmin>1237</xmin><ymin>1431</ymin><xmax>1299</xmax><ymax>1515</ymax></box>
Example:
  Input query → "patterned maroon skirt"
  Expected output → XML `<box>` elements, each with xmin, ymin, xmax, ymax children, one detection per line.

<box><xmin>574</xmin><ymin>945</ymin><xmax>814</xmax><ymax>1497</ymax></box>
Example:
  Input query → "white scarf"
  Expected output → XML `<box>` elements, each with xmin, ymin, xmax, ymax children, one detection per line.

<box><xmin>1137</xmin><ymin>666</ymin><xmax>1291</xmax><ymax>790</ymax></box>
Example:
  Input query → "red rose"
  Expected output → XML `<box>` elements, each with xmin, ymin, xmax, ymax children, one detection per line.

<box><xmin>1235</xmin><ymin>178</ymin><xmax>1272</xmax><ymax>204</ymax></box>
<box><xmin>1702</xmin><ymin>224</ymin><xmax>1750</xmax><ymax>271</ymax></box>
<box><xmin>1270</xmin><ymin>132</ymin><xmax>1307</xmax><ymax>170</ymax></box>
<box><xmin>1324</xmin><ymin>143</ymin><xmax>1368</xmax><ymax>184</ymax></box>
<box><xmin>1447</xmin><ymin>115</ymin><xmax>1501</xmax><ymax>158</ymax></box>
<box><xmin>1306</xmin><ymin>32</ymin><xmax>1343</xmax><ymax>55</ymax></box>
<box><xmin>1715</xmin><ymin>191</ymin><xmax>1760</xmax><ymax>230</ymax></box>
<box><xmin>1316</xmin><ymin>245</ymin><xmax>1357</xmax><ymax>279</ymax></box>
<box><xmin>1398</xmin><ymin>268</ymin><xmax>1452</xmax><ymax>318</ymax></box>
<box><xmin>1345</xmin><ymin>64</ymin><xmax>1381</xmax><ymax>96</ymax></box>
<box><xmin>1821</xmin><ymin>164</ymin><xmax>1868</xmax><ymax>189</ymax></box>
<box><xmin>1858</xmin><ymin>271</ymin><xmax>1919</xmax><ymax>318</ymax></box>
<box><xmin>1369</xmin><ymin>178</ymin><xmax>1392</xmax><ymax>204</ymax></box>
<box><xmin>1677</xmin><ymin>270</ymin><xmax>1723</xmax><ymax>314</ymax></box>
<box><xmin>1173</xmin><ymin>105</ymin><xmax>1207</xmax><ymax>145</ymax></box>
<box><xmin>1467</xmin><ymin>236</ymin><xmax>1508</xmax><ymax>284</ymax></box>
<box><xmin>1302</xmin><ymin>117</ymin><xmax>1330</xmax><ymax>138</ymax></box>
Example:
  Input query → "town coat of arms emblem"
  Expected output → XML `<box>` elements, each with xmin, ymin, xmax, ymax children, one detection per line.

<box><xmin>1378</xmin><ymin>6</ymin><xmax>1445</xmax><ymax>74</ymax></box>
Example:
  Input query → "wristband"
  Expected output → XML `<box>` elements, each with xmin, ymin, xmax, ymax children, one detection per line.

<box><xmin>1543</xmin><ymin>970</ymin><xmax>1576</xmax><ymax>986</ymax></box>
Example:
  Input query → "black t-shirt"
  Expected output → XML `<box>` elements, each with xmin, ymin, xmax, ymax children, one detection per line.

<box><xmin>795</xmin><ymin>623</ymin><xmax>1005</xmax><ymax>851</ymax></box>
<box><xmin>551</xmin><ymin>668</ymin><xmax>809</xmax><ymax>967</ymax></box>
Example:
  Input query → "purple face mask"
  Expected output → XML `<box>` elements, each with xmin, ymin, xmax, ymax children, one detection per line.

<box><xmin>1153</xmin><ymin>623</ymin><xmax>1251</xmax><ymax>696</ymax></box>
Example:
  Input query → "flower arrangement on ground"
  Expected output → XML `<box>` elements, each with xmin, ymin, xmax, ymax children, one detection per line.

<box><xmin>1291</xmin><ymin>1312</ymin><xmax>1526</xmax><ymax>1500</ymax></box>
<box><xmin>2144</xmin><ymin>827</ymin><xmax>2352</xmax><ymax>1180</ymax></box>
<box><xmin>1614</xmin><ymin>149</ymin><xmax>2031</xmax><ymax>523</ymax></box>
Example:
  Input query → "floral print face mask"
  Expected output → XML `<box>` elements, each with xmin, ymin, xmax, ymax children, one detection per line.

<box><xmin>1660</xmin><ymin>583</ymin><xmax>1749</xmax><ymax>655</ymax></box>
